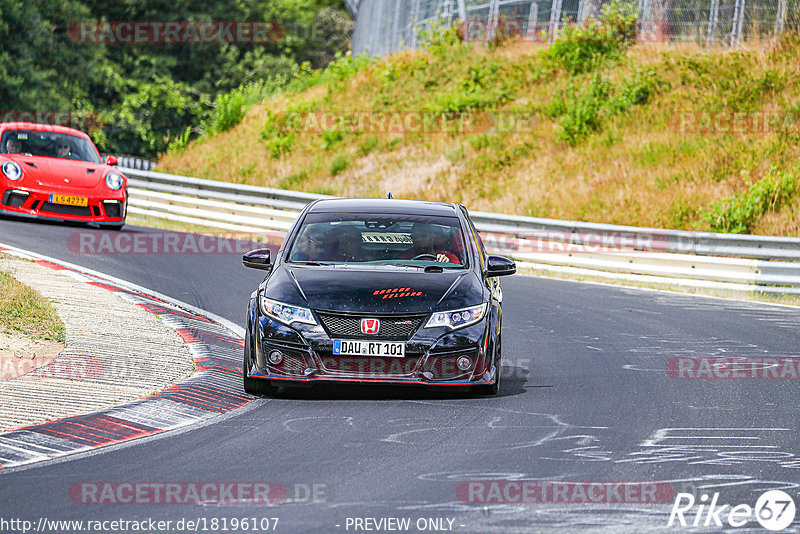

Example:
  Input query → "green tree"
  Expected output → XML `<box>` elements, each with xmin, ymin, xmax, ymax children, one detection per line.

<box><xmin>0</xmin><ymin>0</ymin><xmax>106</xmax><ymax>112</ymax></box>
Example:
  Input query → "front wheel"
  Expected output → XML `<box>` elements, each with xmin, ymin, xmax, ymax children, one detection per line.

<box><xmin>243</xmin><ymin>333</ymin><xmax>278</xmax><ymax>396</ymax></box>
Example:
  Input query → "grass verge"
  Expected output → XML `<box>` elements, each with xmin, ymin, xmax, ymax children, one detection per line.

<box><xmin>0</xmin><ymin>265</ymin><xmax>66</xmax><ymax>342</ymax></box>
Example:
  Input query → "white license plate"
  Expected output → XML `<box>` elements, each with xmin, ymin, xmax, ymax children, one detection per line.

<box><xmin>333</xmin><ymin>340</ymin><xmax>405</xmax><ymax>357</ymax></box>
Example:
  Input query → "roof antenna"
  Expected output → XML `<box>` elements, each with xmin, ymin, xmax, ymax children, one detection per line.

<box><xmin>387</xmin><ymin>192</ymin><xmax>393</xmax><ymax>199</ymax></box>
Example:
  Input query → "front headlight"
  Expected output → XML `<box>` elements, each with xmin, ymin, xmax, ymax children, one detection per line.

<box><xmin>105</xmin><ymin>172</ymin><xmax>123</xmax><ymax>190</ymax></box>
<box><xmin>2</xmin><ymin>161</ymin><xmax>22</xmax><ymax>181</ymax></box>
<box><xmin>425</xmin><ymin>303</ymin><xmax>487</xmax><ymax>330</ymax></box>
<box><xmin>259</xmin><ymin>296</ymin><xmax>317</xmax><ymax>326</ymax></box>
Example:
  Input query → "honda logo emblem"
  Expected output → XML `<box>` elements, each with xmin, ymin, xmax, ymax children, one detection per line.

<box><xmin>361</xmin><ymin>318</ymin><xmax>380</xmax><ymax>335</ymax></box>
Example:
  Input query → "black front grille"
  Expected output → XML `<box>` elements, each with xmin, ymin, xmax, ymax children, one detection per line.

<box><xmin>272</xmin><ymin>354</ymin><xmax>306</xmax><ymax>376</ymax></box>
<box><xmin>39</xmin><ymin>202</ymin><xmax>91</xmax><ymax>216</ymax></box>
<box><xmin>2</xmin><ymin>190</ymin><xmax>28</xmax><ymax>208</ymax></box>
<box><xmin>317</xmin><ymin>312</ymin><xmax>427</xmax><ymax>341</ymax></box>
<box><xmin>319</xmin><ymin>354</ymin><xmax>422</xmax><ymax>376</ymax></box>
<box><xmin>103</xmin><ymin>201</ymin><xmax>122</xmax><ymax>218</ymax></box>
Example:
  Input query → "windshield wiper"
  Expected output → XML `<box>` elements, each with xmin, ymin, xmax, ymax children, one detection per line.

<box><xmin>371</xmin><ymin>262</ymin><xmax>426</xmax><ymax>269</ymax></box>
<box><xmin>371</xmin><ymin>261</ymin><xmax>461</xmax><ymax>271</ymax></box>
<box><xmin>290</xmin><ymin>261</ymin><xmax>331</xmax><ymax>266</ymax></box>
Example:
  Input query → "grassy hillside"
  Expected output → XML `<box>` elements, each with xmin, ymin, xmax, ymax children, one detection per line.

<box><xmin>158</xmin><ymin>22</ymin><xmax>800</xmax><ymax>236</ymax></box>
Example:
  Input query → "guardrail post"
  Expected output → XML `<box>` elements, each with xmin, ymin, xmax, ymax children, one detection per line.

<box><xmin>775</xmin><ymin>0</ymin><xmax>787</xmax><ymax>35</ymax></box>
<box><xmin>706</xmin><ymin>0</ymin><xmax>719</xmax><ymax>45</ymax></box>
<box><xmin>526</xmin><ymin>2</ymin><xmax>540</xmax><ymax>41</ymax></box>
<box><xmin>391</xmin><ymin>0</ymin><xmax>402</xmax><ymax>52</ymax></box>
<box><xmin>410</xmin><ymin>0</ymin><xmax>422</xmax><ymax>47</ymax></box>
<box><xmin>549</xmin><ymin>0</ymin><xmax>563</xmax><ymax>41</ymax></box>
<box><xmin>487</xmin><ymin>0</ymin><xmax>500</xmax><ymax>41</ymax></box>
<box><xmin>637</xmin><ymin>0</ymin><xmax>653</xmax><ymax>40</ymax></box>
<box><xmin>457</xmin><ymin>0</ymin><xmax>467</xmax><ymax>20</ymax></box>
<box><xmin>730</xmin><ymin>0</ymin><xmax>745</xmax><ymax>46</ymax></box>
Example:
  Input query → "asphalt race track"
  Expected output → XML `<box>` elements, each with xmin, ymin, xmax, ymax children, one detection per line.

<box><xmin>1</xmin><ymin>217</ymin><xmax>799</xmax><ymax>533</ymax></box>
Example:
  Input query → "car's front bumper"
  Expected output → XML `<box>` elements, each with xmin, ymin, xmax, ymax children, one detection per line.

<box><xmin>247</xmin><ymin>314</ymin><xmax>497</xmax><ymax>387</ymax></box>
<box><xmin>0</xmin><ymin>187</ymin><xmax>126</xmax><ymax>225</ymax></box>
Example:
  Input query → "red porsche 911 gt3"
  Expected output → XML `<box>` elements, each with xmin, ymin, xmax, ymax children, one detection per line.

<box><xmin>0</xmin><ymin>122</ymin><xmax>127</xmax><ymax>229</ymax></box>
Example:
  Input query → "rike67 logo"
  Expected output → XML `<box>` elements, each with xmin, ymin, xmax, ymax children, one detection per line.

<box><xmin>669</xmin><ymin>490</ymin><xmax>796</xmax><ymax>531</ymax></box>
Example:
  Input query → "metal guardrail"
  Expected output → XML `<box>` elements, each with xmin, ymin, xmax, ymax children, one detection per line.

<box><xmin>469</xmin><ymin>212</ymin><xmax>800</xmax><ymax>261</ymax></box>
<box><xmin>117</xmin><ymin>156</ymin><xmax>156</xmax><ymax>171</ymax></box>
<box><xmin>120</xmin><ymin>166</ymin><xmax>800</xmax><ymax>294</ymax></box>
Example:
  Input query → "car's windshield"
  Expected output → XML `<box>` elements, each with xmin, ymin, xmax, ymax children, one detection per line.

<box><xmin>287</xmin><ymin>212</ymin><xmax>468</xmax><ymax>268</ymax></box>
<box><xmin>0</xmin><ymin>130</ymin><xmax>101</xmax><ymax>163</ymax></box>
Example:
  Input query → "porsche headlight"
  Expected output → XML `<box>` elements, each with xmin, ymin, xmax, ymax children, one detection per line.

<box><xmin>2</xmin><ymin>161</ymin><xmax>22</xmax><ymax>181</ymax></box>
<box><xmin>105</xmin><ymin>172</ymin><xmax>123</xmax><ymax>190</ymax></box>
<box><xmin>425</xmin><ymin>303</ymin><xmax>487</xmax><ymax>330</ymax></box>
<box><xmin>259</xmin><ymin>296</ymin><xmax>316</xmax><ymax>326</ymax></box>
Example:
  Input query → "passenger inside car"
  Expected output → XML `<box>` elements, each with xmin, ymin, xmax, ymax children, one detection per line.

<box><xmin>293</xmin><ymin>227</ymin><xmax>326</xmax><ymax>262</ymax></box>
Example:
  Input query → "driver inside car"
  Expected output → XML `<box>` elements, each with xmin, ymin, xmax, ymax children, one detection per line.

<box><xmin>4</xmin><ymin>137</ymin><xmax>22</xmax><ymax>154</ymax></box>
<box><xmin>407</xmin><ymin>222</ymin><xmax>460</xmax><ymax>264</ymax></box>
<box><xmin>332</xmin><ymin>226</ymin><xmax>366</xmax><ymax>262</ymax></box>
<box><xmin>55</xmin><ymin>139</ymin><xmax>76</xmax><ymax>159</ymax></box>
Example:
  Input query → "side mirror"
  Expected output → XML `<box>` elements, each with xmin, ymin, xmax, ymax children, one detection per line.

<box><xmin>242</xmin><ymin>249</ymin><xmax>272</xmax><ymax>271</ymax></box>
<box><xmin>485</xmin><ymin>255</ymin><xmax>516</xmax><ymax>277</ymax></box>
<box><xmin>105</xmin><ymin>154</ymin><xmax>118</xmax><ymax>166</ymax></box>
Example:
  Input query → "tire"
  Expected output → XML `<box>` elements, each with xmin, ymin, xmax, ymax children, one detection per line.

<box><xmin>243</xmin><ymin>333</ymin><xmax>278</xmax><ymax>396</ymax></box>
<box><xmin>106</xmin><ymin>222</ymin><xmax>125</xmax><ymax>231</ymax></box>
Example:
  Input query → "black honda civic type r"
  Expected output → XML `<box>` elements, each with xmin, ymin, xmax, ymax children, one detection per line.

<box><xmin>242</xmin><ymin>198</ymin><xmax>515</xmax><ymax>396</ymax></box>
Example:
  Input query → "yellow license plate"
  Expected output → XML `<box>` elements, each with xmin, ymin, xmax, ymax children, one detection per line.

<box><xmin>49</xmin><ymin>194</ymin><xmax>88</xmax><ymax>207</ymax></box>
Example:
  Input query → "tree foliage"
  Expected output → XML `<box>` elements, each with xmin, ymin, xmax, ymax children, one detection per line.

<box><xmin>0</xmin><ymin>0</ymin><xmax>352</xmax><ymax>157</ymax></box>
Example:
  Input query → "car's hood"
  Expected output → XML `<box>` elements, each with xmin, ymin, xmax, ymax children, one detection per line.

<box><xmin>9</xmin><ymin>156</ymin><xmax>109</xmax><ymax>190</ymax></box>
<box><xmin>265</xmin><ymin>265</ymin><xmax>484</xmax><ymax>313</ymax></box>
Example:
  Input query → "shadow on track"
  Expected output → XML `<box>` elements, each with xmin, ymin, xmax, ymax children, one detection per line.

<box><xmin>257</xmin><ymin>363</ymin><xmax>534</xmax><ymax>401</ymax></box>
